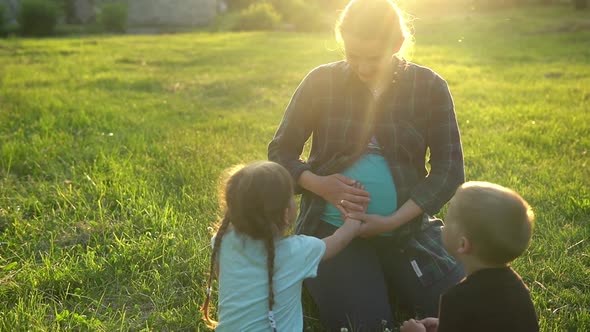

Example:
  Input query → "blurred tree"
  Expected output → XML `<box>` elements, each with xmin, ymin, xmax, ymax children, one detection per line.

<box><xmin>0</xmin><ymin>4</ymin><xmax>5</xmax><ymax>33</ymax></box>
<box><xmin>99</xmin><ymin>1</ymin><xmax>127</xmax><ymax>32</ymax></box>
<box><xmin>224</xmin><ymin>0</ymin><xmax>251</xmax><ymax>11</ymax></box>
<box><xmin>19</xmin><ymin>0</ymin><xmax>58</xmax><ymax>36</ymax></box>
<box><xmin>574</xmin><ymin>0</ymin><xmax>588</xmax><ymax>9</ymax></box>
<box><xmin>63</xmin><ymin>0</ymin><xmax>77</xmax><ymax>24</ymax></box>
<box><xmin>46</xmin><ymin>0</ymin><xmax>77</xmax><ymax>23</ymax></box>
<box><xmin>226</xmin><ymin>0</ymin><xmax>349</xmax><ymax>12</ymax></box>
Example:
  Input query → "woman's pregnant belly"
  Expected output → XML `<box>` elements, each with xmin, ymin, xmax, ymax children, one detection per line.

<box><xmin>321</xmin><ymin>153</ymin><xmax>397</xmax><ymax>228</ymax></box>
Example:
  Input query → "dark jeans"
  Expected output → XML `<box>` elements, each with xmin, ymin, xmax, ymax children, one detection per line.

<box><xmin>304</xmin><ymin>222</ymin><xmax>464</xmax><ymax>331</ymax></box>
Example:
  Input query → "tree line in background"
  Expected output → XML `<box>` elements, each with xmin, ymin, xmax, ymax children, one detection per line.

<box><xmin>221</xmin><ymin>0</ymin><xmax>587</xmax><ymax>31</ymax></box>
<box><xmin>218</xmin><ymin>0</ymin><xmax>341</xmax><ymax>32</ymax></box>
<box><xmin>468</xmin><ymin>0</ymin><xmax>586</xmax><ymax>9</ymax></box>
<box><xmin>0</xmin><ymin>0</ymin><xmax>587</xmax><ymax>37</ymax></box>
<box><xmin>0</xmin><ymin>0</ymin><xmax>127</xmax><ymax>36</ymax></box>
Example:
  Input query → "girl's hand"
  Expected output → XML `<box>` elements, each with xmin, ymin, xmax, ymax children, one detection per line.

<box><xmin>317</xmin><ymin>174</ymin><xmax>370</xmax><ymax>212</ymax></box>
<box><xmin>344</xmin><ymin>212</ymin><xmax>399</xmax><ymax>238</ymax></box>
<box><xmin>341</xmin><ymin>216</ymin><xmax>363</xmax><ymax>236</ymax></box>
<box><xmin>400</xmin><ymin>319</ymin><xmax>426</xmax><ymax>332</ymax></box>
<box><xmin>336</xmin><ymin>204</ymin><xmax>365</xmax><ymax>238</ymax></box>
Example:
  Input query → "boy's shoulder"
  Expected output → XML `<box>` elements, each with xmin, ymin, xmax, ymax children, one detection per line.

<box><xmin>443</xmin><ymin>267</ymin><xmax>534</xmax><ymax>312</ymax></box>
<box><xmin>451</xmin><ymin>267</ymin><xmax>527</xmax><ymax>292</ymax></box>
<box><xmin>441</xmin><ymin>267</ymin><xmax>538</xmax><ymax>331</ymax></box>
<box><xmin>473</xmin><ymin>267</ymin><xmax>528</xmax><ymax>287</ymax></box>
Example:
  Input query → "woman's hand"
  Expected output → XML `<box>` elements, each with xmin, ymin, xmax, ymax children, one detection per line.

<box><xmin>345</xmin><ymin>180</ymin><xmax>369</xmax><ymax>212</ymax></box>
<box><xmin>418</xmin><ymin>318</ymin><xmax>439</xmax><ymax>332</ymax></box>
<box><xmin>310</xmin><ymin>173</ymin><xmax>370</xmax><ymax>212</ymax></box>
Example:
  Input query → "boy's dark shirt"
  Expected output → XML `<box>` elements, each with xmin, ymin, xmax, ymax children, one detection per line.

<box><xmin>438</xmin><ymin>267</ymin><xmax>539</xmax><ymax>332</ymax></box>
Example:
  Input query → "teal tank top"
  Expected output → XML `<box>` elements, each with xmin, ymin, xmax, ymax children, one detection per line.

<box><xmin>321</xmin><ymin>139</ymin><xmax>397</xmax><ymax>236</ymax></box>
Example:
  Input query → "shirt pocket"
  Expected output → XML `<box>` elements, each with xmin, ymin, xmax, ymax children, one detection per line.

<box><xmin>403</xmin><ymin>219</ymin><xmax>461</xmax><ymax>288</ymax></box>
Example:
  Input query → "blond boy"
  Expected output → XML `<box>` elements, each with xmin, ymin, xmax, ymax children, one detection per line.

<box><xmin>401</xmin><ymin>181</ymin><xmax>539</xmax><ymax>332</ymax></box>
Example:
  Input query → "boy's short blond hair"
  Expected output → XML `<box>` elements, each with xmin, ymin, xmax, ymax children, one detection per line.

<box><xmin>452</xmin><ymin>181</ymin><xmax>535</xmax><ymax>265</ymax></box>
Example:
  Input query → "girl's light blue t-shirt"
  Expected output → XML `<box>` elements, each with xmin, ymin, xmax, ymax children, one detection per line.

<box><xmin>321</xmin><ymin>153</ymin><xmax>397</xmax><ymax>235</ymax></box>
<box><xmin>214</xmin><ymin>230</ymin><xmax>326</xmax><ymax>331</ymax></box>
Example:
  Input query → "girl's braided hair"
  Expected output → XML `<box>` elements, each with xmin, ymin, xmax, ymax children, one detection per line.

<box><xmin>202</xmin><ymin>161</ymin><xmax>294</xmax><ymax>331</ymax></box>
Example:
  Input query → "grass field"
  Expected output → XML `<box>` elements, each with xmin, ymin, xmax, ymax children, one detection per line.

<box><xmin>0</xmin><ymin>4</ymin><xmax>589</xmax><ymax>331</ymax></box>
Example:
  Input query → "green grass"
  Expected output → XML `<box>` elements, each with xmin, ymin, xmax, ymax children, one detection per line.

<box><xmin>0</xmin><ymin>4</ymin><xmax>589</xmax><ymax>331</ymax></box>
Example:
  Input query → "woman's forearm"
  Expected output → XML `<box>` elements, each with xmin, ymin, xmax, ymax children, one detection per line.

<box><xmin>350</xmin><ymin>199</ymin><xmax>425</xmax><ymax>239</ymax></box>
<box><xmin>394</xmin><ymin>199</ymin><xmax>424</xmax><ymax>223</ymax></box>
<box><xmin>297</xmin><ymin>170</ymin><xmax>321</xmax><ymax>194</ymax></box>
<box><xmin>385</xmin><ymin>199</ymin><xmax>424</xmax><ymax>230</ymax></box>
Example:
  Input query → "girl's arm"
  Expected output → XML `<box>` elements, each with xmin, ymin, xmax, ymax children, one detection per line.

<box><xmin>320</xmin><ymin>217</ymin><xmax>362</xmax><ymax>261</ymax></box>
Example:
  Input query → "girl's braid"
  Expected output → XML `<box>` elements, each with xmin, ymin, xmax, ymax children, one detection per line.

<box><xmin>264</xmin><ymin>233</ymin><xmax>277</xmax><ymax>331</ymax></box>
<box><xmin>201</xmin><ymin>215</ymin><xmax>231</xmax><ymax>327</ymax></box>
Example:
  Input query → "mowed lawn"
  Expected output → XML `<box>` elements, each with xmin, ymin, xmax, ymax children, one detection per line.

<box><xmin>0</xmin><ymin>5</ymin><xmax>589</xmax><ymax>331</ymax></box>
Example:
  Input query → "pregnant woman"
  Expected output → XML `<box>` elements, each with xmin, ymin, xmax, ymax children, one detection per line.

<box><xmin>268</xmin><ymin>0</ymin><xmax>465</xmax><ymax>330</ymax></box>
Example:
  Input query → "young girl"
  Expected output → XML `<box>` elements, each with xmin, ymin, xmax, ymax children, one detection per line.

<box><xmin>202</xmin><ymin>161</ymin><xmax>363</xmax><ymax>331</ymax></box>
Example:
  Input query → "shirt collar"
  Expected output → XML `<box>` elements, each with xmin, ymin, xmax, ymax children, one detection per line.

<box><xmin>343</xmin><ymin>56</ymin><xmax>407</xmax><ymax>87</ymax></box>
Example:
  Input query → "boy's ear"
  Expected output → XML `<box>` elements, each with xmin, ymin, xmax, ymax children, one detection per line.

<box><xmin>457</xmin><ymin>236</ymin><xmax>472</xmax><ymax>255</ymax></box>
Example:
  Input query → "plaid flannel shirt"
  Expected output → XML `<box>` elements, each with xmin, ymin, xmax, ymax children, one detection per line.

<box><xmin>268</xmin><ymin>59</ymin><xmax>464</xmax><ymax>284</ymax></box>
